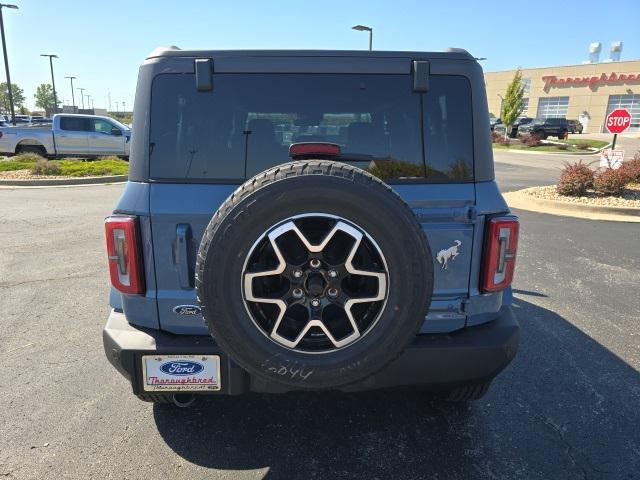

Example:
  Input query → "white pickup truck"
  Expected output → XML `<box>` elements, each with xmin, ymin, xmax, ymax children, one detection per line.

<box><xmin>0</xmin><ymin>114</ymin><xmax>131</xmax><ymax>158</ymax></box>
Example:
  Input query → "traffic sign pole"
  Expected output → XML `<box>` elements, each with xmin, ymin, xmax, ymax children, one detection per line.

<box><xmin>612</xmin><ymin>133</ymin><xmax>617</xmax><ymax>150</ymax></box>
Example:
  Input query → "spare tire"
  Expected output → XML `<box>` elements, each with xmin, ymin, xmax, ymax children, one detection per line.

<box><xmin>195</xmin><ymin>160</ymin><xmax>433</xmax><ymax>389</ymax></box>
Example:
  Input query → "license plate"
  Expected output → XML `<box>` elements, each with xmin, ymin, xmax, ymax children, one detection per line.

<box><xmin>142</xmin><ymin>355</ymin><xmax>221</xmax><ymax>392</ymax></box>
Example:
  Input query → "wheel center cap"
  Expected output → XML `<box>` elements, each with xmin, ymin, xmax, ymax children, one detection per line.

<box><xmin>305</xmin><ymin>273</ymin><xmax>326</xmax><ymax>296</ymax></box>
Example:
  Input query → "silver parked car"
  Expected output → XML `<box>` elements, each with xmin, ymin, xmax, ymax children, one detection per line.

<box><xmin>0</xmin><ymin>113</ymin><xmax>131</xmax><ymax>158</ymax></box>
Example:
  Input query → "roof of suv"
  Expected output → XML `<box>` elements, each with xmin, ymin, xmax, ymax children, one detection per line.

<box><xmin>145</xmin><ymin>46</ymin><xmax>476</xmax><ymax>61</ymax></box>
<box><xmin>130</xmin><ymin>45</ymin><xmax>495</xmax><ymax>184</ymax></box>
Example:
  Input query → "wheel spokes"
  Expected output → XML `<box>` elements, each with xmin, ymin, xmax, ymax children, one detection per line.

<box><xmin>243</xmin><ymin>232</ymin><xmax>288</xmax><ymax>340</ymax></box>
<box><xmin>243</xmin><ymin>216</ymin><xmax>388</xmax><ymax>351</ymax></box>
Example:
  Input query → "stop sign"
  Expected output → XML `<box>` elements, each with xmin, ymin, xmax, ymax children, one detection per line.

<box><xmin>605</xmin><ymin>109</ymin><xmax>632</xmax><ymax>134</ymax></box>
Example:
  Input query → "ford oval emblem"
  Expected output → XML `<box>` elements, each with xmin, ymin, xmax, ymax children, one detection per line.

<box><xmin>159</xmin><ymin>361</ymin><xmax>204</xmax><ymax>376</ymax></box>
<box><xmin>173</xmin><ymin>305</ymin><xmax>202</xmax><ymax>316</ymax></box>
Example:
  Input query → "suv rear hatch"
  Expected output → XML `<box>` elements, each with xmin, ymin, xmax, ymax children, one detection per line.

<box><xmin>145</xmin><ymin>56</ymin><xmax>478</xmax><ymax>335</ymax></box>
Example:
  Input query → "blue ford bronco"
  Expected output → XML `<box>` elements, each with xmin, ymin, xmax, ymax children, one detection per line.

<box><xmin>103</xmin><ymin>47</ymin><xmax>520</xmax><ymax>407</ymax></box>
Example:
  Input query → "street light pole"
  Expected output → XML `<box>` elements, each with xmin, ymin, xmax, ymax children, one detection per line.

<box><xmin>77</xmin><ymin>87</ymin><xmax>85</xmax><ymax>109</ymax></box>
<box><xmin>85</xmin><ymin>94</ymin><xmax>90</xmax><ymax>110</ymax></box>
<box><xmin>65</xmin><ymin>76</ymin><xmax>76</xmax><ymax>109</ymax></box>
<box><xmin>0</xmin><ymin>4</ymin><xmax>18</xmax><ymax>125</ymax></box>
<box><xmin>351</xmin><ymin>24</ymin><xmax>373</xmax><ymax>51</ymax></box>
<box><xmin>40</xmin><ymin>54</ymin><xmax>59</xmax><ymax>114</ymax></box>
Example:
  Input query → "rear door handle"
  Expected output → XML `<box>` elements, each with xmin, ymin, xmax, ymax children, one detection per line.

<box><xmin>175</xmin><ymin>224</ymin><xmax>193</xmax><ymax>289</ymax></box>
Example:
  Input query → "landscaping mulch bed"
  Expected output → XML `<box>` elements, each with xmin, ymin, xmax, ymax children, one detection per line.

<box><xmin>521</xmin><ymin>184</ymin><xmax>640</xmax><ymax>208</ymax></box>
<box><xmin>0</xmin><ymin>169</ymin><xmax>71</xmax><ymax>180</ymax></box>
<box><xmin>0</xmin><ymin>169</ymin><xmax>125</xmax><ymax>182</ymax></box>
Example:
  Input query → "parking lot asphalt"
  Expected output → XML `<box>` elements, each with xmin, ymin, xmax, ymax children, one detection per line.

<box><xmin>0</xmin><ymin>154</ymin><xmax>639</xmax><ymax>479</ymax></box>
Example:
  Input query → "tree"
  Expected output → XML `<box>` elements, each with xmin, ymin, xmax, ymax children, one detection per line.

<box><xmin>34</xmin><ymin>84</ymin><xmax>60</xmax><ymax>111</ymax></box>
<box><xmin>0</xmin><ymin>82</ymin><xmax>25</xmax><ymax>114</ymax></box>
<box><xmin>500</xmin><ymin>69</ymin><xmax>525</xmax><ymax>140</ymax></box>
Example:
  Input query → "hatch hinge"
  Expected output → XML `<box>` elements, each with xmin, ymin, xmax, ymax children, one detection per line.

<box><xmin>195</xmin><ymin>58</ymin><xmax>213</xmax><ymax>91</ymax></box>
<box><xmin>412</xmin><ymin>60</ymin><xmax>429</xmax><ymax>92</ymax></box>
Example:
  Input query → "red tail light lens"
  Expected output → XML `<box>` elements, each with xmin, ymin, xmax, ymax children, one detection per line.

<box><xmin>482</xmin><ymin>216</ymin><xmax>519</xmax><ymax>293</ymax></box>
<box><xmin>289</xmin><ymin>142</ymin><xmax>341</xmax><ymax>158</ymax></box>
<box><xmin>105</xmin><ymin>216</ymin><xmax>145</xmax><ymax>294</ymax></box>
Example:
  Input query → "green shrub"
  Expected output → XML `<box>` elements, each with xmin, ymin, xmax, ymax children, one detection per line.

<box><xmin>593</xmin><ymin>168</ymin><xmax>627</xmax><ymax>197</ymax></box>
<box><xmin>0</xmin><ymin>160</ymin><xmax>34</xmax><ymax>172</ymax></box>
<box><xmin>556</xmin><ymin>160</ymin><xmax>594</xmax><ymax>196</ymax></box>
<box><xmin>58</xmin><ymin>158</ymin><xmax>128</xmax><ymax>177</ymax></box>
<box><xmin>30</xmin><ymin>159</ymin><xmax>61</xmax><ymax>176</ymax></box>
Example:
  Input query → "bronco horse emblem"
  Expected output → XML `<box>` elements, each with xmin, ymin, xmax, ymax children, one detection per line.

<box><xmin>436</xmin><ymin>240</ymin><xmax>462</xmax><ymax>270</ymax></box>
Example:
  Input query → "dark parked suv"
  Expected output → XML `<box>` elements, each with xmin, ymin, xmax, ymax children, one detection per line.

<box><xmin>103</xmin><ymin>47</ymin><xmax>520</xmax><ymax>407</ymax></box>
<box><xmin>567</xmin><ymin>119</ymin><xmax>583</xmax><ymax>134</ymax></box>
<box><xmin>494</xmin><ymin>117</ymin><xmax>533</xmax><ymax>138</ymax></box>
<box><xmin>518</xmin><ymin>117</ymin><xmax>569</xmax><ymax>139</ymax></box>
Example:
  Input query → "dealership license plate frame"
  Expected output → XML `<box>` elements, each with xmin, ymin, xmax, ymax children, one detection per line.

<box><xmin>142</xmin><ymin>354</ymin><xmax>221</xmax><ymax>392</ymax></box>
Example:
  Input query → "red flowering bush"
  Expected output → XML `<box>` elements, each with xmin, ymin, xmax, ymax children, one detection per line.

<box><xmin>556</xmin><ymin>160</ymin><xmax>595</xmax><ymax>196</ymax></box>
<box><xmin>618</xmin><ymin>153</ymin><xmax>640</xmax><ymax>183</ymax></box>
<box><xmin>491</xmin><ymin>131</ymin><xmax>510</xmax><ymax>145</ymax></box>
<box><xmin>525</xmin><ymin>133</ymin><xmax>543</xmax><ymax>147</ymax></box>
<box><xmin>593</xmin><ymin>168</ymin><xmax>627</xmax><ymax>197</ymax></box>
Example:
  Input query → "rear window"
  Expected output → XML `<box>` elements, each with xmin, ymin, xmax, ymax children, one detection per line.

<box><xmin>149</xmin><ymin>73</ymin><xmax>473</xmax><ymax>182</ymax></box>
<box><xmin>60</xmin><ymin>117</ymin><xmax>91</xmax><ymax>132</ymax></box>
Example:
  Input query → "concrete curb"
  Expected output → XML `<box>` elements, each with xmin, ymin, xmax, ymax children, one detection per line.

<box><xmin>0</xmin><ymin>175</ymin><xmax>128</xmax><ymax>187</ymax></box>
<box><xmin>492</xmin><ymin>144</ymin><xmax>609</xmax><ymax>156</ymax></box>
<box><xmin>504</xmin><ymin>189</ymin><xmax>640</xmax><ymax>223</ymax></box>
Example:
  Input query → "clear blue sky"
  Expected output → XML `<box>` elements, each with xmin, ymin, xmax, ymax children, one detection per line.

<box><xmin>5</xmin><ymin>0</ymin><xmax>640</xmax><ymax>110</ymax></box>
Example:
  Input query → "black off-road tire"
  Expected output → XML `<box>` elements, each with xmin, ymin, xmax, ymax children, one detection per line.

<box><xmin>441</xmin><ymin>382</ymin><xmax>491</xmax><ymax>402</ymax></box>
<box><xmin>195</xmin><ymin>160</ymin><xmax>434</xmax><ymax>390</ymax></box>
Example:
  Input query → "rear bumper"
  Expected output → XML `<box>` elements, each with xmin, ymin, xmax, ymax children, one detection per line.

<box><xmin>103</xmin><ymin>306</ymin><xmax>519</xmax><ymax>395</ymax></box>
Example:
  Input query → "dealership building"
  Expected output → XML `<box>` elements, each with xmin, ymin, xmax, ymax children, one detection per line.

<box><xmin>484</xmin><ymin>59</ymin><xmax>640</xmax><ymax>133</ymax></box>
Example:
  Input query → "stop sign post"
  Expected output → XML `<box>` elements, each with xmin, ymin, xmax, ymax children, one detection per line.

<box><xmin>605</xmin><ymin>109</ymin><xmax>632</xmax><ymax>149</ymax></box>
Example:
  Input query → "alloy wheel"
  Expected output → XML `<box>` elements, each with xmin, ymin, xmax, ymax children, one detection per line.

<box><xmin>242</xmin><ymin>214</ymin><xmax>389</xmax><ymax>353</ymax></box>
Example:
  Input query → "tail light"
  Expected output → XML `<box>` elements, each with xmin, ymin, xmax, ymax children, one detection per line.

<box><xmin>482</xmin><ymin>216</ymin><xmax>519</xmax><ymax>293</ymax></box>
<box><xmin>105</xmin><ymin>216</ymin><xmax>145</xmax><ymax>294</ymax></box>
<box><xmin>289</xmin><ymin>142</ymin><xmax>340</xmax><ymax>158</ymax></box>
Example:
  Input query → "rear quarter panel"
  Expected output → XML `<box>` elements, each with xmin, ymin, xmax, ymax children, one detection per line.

<box><xmin>0</xmin><ymin>127</ymin><xmax>54</xmax><ymax>154</ymax></box>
